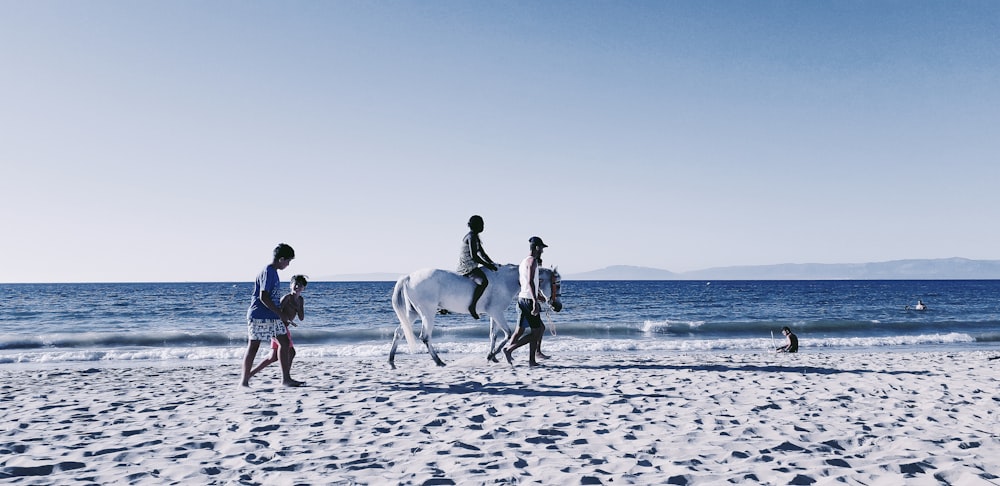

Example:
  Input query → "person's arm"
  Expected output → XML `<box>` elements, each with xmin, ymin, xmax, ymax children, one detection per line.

<box><xmin>261</xmin><ymin>290</ymin><xmax>288</xmax><ymax>324</ymax></box>
<box><xmin>776</xmin><ymin>336</ymin><xmax>791</xmax><ymax>352</ymax></box>
<box><xmin>296</xmin><ymin>296</ymin><xmax>305</xmax><ymax>321</ymax></box>
<box><xmin>528</xmin><ymin>257</ymin><xmax>542</xmax><ymax>314</ymax></box>
<box><xmin>470</xmin><ymin>234</ymin><xmax>498</xmax><ymax>270</ymax></box>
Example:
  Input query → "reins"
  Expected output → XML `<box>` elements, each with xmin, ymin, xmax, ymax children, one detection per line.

<box><xmin>544</xmin><ymin>269</ymin><xmax>560</xmax><ymax>336</ymax></box>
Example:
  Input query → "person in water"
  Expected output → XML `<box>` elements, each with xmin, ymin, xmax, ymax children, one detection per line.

<box><xmin>776</xmin><ymin>326</ymin><xmax>798</xmax><ymax>353</ymax></box>
<box><xmin>457</xmin><ymin>215</ymin><xmax>499</xmax><ymax>319</ymax></box>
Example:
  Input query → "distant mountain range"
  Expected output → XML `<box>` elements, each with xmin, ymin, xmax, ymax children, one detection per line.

<box><xmin>567</xmin><ymin>258</ymin><xmax>1000</xmax><ymax>280</ymax></box>
<box><xmin>319</xmin><ymin>258</ymin><xmax>1000</xmax><ymax>281</ymax></box>
<box><xmin>566</xmin><ymin>265</ymin><xmax>678</xmax><ymax>280</ymax></box>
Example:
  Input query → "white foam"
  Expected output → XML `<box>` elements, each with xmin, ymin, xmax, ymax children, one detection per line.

<box><xmin>0</xmin><ymin>332</ymin><xmax>983</xmax><ymax>366</ymax></box>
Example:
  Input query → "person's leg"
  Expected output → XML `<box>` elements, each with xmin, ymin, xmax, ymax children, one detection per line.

<box><xmin>274</xmin><ymin>332</ymin><xmax>301</xmax><ymax>386</ymax></box>
<box><xmin>535</xmin><ymin>321</ymin><xmax>549</xmax><ymax>359</ymax></box>
<box><xmin>504</xmin><ymin>299</ymin><xmax>533</xmax><ymax>364</ymax></box>
<box><xmin>285</xmin><ymin>331</ymin><xmax>296</xmax><ymax>367</ymax></box>
<box><xmin>248</xmin><ymin>346</ymin><xmax>278</xmax><ymax>379</ymax></box>
<box><xmin>469</xmin><ymin>268</ymin><xmax>488</xmax><ymax>319</ymax></box>
<box><xmin>509</xmin><ymin>321</ymin><xmax>525</xmax><ymax>346</ymax></box>
<box><xmin>250</xmin><ymin>338</ymin><xmax>278</xmax><ymax>378</ymax></box>
<box><xmin>507</xmin><ymin>326</ymin><xmax>532</xmax><ymax>352</ymax></box>
<box><xmin>241</xmin><ymin>340</ymin><xmax>262</xmax><ymax>387</ymax></box>
<box><xmin>527</xmin><ymin>316</ymin><xmax>544</xmax><ymax>366</ymax></box>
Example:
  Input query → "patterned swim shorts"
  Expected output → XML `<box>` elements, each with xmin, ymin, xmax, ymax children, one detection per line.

<box><xmin>247</xmin><ymin>319</ymin><xmax>287</xmax><ymax>341</ymax></box>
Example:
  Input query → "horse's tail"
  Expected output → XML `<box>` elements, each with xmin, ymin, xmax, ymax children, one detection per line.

<box><xmin>392</xmin><ymin>275</ymin><xmax>420</xmax><ymax>353</ymax></box>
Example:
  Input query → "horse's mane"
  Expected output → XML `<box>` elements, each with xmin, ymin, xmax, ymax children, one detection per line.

<box><xmin>496</xmin><ymin>263</ymin><xmax>558</xmax><ymax>279</ymax></box>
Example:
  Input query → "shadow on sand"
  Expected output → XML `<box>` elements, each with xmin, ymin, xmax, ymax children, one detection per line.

<box><xmin>386</xmin><ymin>361</ymin><xmax>931</xmax><ymax>398</ymax></box>
<box><xmin>552</xmin><ymin>362</ymin><xmax>934</xmax><ymax>376</ymax></box>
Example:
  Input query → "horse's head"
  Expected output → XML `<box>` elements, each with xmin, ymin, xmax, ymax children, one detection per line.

<box><xmin>540</xmin><ymin>267</ymin><xmax>563</xmax><ymax>312</ymax></box>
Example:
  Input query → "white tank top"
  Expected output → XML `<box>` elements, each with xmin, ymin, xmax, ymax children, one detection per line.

<box><xmin>518</xmin><ymin>256</ymin><xmax>540</xmax><ymax>300</ymax></box>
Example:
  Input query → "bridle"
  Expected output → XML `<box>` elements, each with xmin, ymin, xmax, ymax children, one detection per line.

<box><xmin>549</xmin><ymin>271</ymin><xmax>561</xmax><ymax>302</ymax></box>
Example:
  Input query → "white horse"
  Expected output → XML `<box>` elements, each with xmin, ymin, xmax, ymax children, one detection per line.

<box><xmin>389</xmin><ymin>264</ymin><xmax>562</xmax><ymax>368</ymax></box>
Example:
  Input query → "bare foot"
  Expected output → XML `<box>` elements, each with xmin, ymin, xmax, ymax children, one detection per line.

<box><xmin>283</xmin><ymin>379</ymin><xmax>304</xmax><ymax>387</ymax></box>
<box><xmin>537</xmin><ymin>352</ymin><xmax>550</xmax><ymax>360</ymax></box>
<box><xmin>503</xmin><ymin>348</ymin><xmax>514</xmax><ymax>366</ymax></box>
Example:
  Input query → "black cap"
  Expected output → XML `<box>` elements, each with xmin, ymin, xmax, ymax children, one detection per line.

<box><xmin>529</xmin><ymin>236</ymin><xmax>547</xmax><ymax>248</ymax></box>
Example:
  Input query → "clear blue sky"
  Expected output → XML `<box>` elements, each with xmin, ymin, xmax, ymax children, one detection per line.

<box><xmin>3</xmin><ymin>1</ymin><xmax>999</xmax><ymax>283</ymax></box>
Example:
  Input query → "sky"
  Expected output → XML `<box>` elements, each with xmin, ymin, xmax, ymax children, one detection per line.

<box><xmin>2</xmin><ymin>1</ymin><xmax>999</xmax><ymax>283</ymax></box>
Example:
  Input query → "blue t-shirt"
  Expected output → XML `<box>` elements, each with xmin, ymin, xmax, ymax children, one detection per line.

<box><xmin>247</xmin><ymin>264</ymin><xmax>282</xmax><ymax>320</ymax></box>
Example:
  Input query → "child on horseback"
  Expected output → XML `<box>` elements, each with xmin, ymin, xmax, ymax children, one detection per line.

<box><xmin>457</xmin><ymin>215</ymin><xmax>499</xmax><ymax>319</ymax></box>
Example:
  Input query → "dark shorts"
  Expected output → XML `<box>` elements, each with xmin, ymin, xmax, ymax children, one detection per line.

<box><xmin>517</xmin><ymin>298</ymin><xmax>544</xmax><ymax>330</ymax></box>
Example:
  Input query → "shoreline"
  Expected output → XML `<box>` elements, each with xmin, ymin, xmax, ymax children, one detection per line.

<box><xmin>3</xmin><ymin>351</ymin><xmax>999</xmax><ymax>484</ymax></box>
<box><xmin>2</xmin><ymin>342</ymin><xmax>998</xmax><ymax>372</ymax></box>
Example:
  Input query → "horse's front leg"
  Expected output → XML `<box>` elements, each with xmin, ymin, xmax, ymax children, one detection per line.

<box><xmin>486</xmin><ymin>317</ymin><xmax>499</xmax><ymax>362</ymax></box>
<box><xmin>423</xmin><ymin>336</ymin><xmax>446</xmax><ymax>367</ymax></box>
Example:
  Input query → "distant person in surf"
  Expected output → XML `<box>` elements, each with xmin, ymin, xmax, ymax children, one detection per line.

<box><xmin>906</xmin><ymin>300</ymin><xmax>927</xmax><ymax>311</ymax></box>
<box><xmin>457</xmin><ymin>215</ymin><xmax>499</xmax><ymax>319</ymax></box>
<box><xmin>776</xmin><ymin>326</ymin><xmax>798</xmax><ymax>353</ymax></box>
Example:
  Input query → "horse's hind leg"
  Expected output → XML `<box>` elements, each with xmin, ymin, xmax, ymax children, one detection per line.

<box><xmin>486</xmin><ymin>317</ymin><xmax>512</xmax><ymax>363</ymax></box>
<box><xmin>418</xmin><ymin>312</ymin><xmax>446</xmax><ymax>367</ymax></box>
<box><xmin>486</xmin><ymin>320</ymin><xmax>501</xmax><ymax>363</ymax></box>
<box><xmin>389</xmin><ymin>326</ymin><xmax>402</xmax><ymax>369</ymax></box>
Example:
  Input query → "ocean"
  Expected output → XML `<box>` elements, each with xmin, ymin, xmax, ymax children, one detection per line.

<box><xmin>2</xmin><ymin>279</ymin><xmax>999</xmax><ymax>367</ymax></box>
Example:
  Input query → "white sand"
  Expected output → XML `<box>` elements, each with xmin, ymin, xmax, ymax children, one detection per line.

<box><xmin>2</xmin><ymin>351</ymin><xmax>999</xmax><ymax>485</ymax></box>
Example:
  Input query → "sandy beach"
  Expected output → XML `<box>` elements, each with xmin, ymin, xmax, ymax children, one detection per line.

<box><xmin>2</xmin><ymin>351</ymin><xmax>998</xmax><ymax>485</ymax></box>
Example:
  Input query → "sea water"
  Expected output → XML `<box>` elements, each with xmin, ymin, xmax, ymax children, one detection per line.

<box><xmin>2</xmin><ymin>280</ymin><xmax>999</xmax><ymax>366</ymax></box>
